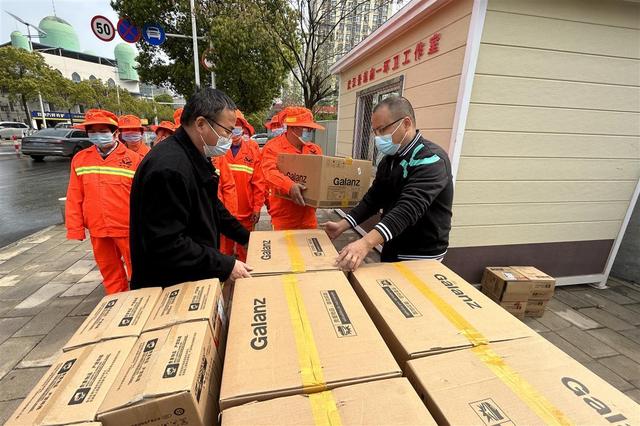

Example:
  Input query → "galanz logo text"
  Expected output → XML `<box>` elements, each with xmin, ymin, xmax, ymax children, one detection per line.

<box><xmin>261</xmin><ymin>240</ymin><xmax>271</xmax><ymax>260</ymax></box>
<box><xmin>434</xmin><ymin>273</ymin><xmax>482</xmax><ymax>309</ymax></box>
<box><xmin>562</xmin><ymin>377</ymin><xmax>630</xmax><ymax>424</ymax></box>
<box><xmin>286</xmin><ymin>172</ymin><xmax>307</xmax><ymax>184</ymax></box>
<box><xmin>332</xmin><ymin>177</ymin><xmax>360</xmax><ymax>186</ymax></box>
<box><xmin>250</xmin><ymin>298</ymin><xmax>268</xmax><ymax>350</ymax></box>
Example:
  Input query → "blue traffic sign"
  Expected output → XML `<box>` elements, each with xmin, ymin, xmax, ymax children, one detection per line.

<box><xmin>117</xmin><ymin>17</ymin><xmax>141</xmax><ymax>43</ymax></box>
<box><xmin>142</xmin><ymin>23</ymin><xmax>166</xmax><ymax>46</ymax></box>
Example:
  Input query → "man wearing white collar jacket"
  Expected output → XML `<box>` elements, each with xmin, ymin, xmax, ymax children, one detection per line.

<box><xmin>324</xmin><ymin>96</ymin><xmax>453</xmax><ymax>271</ymax></box>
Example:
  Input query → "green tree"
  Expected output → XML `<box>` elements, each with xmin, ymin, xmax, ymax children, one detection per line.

<box><xmin>154</xmin><ymin>93</ymin><xmax>173</xmax><ymax>103</ymax></box>
<box><xmin>0</xmin><ymin>46</ymin><xmax>54</xmax><ymax>125</ymax></box>
<box><xmin>110</xmin><ymin>0</ymin><xmax>290</xmax><ymax>113</ymax></box>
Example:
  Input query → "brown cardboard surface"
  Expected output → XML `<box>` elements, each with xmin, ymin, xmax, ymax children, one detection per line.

<box><xmin>276</xmin><ymin>154</ymin><xmax>372</xmax><ymax>208</ymax></box>
<box><xmin>481</xmin><ymin>267</ymin><xmax>533</xmax><ymax>302</ymax></box>
<box><xmin>6</xmin><ymin>337</ymin><xmax>137</xmax><ymax>425</ymax></box>
<box><xmin>219</xmin><ymin>270</ymin><xmax>401</xmax><ymax>410</ymax></box>
<box><xmin>97</xmin><ymin>321</ymin><xmax>220</xmax><ymax>426</ymax></box>
<box><xmin>349</xmin><ymin>261</ymin><xmax>536</xmax><ymax>363</ymax></box>
<box><xmin>63</xmin><ymin>288</ymin><xmax>162</xmax><ymax>351</ymax></box>
<box><xmin>221</xmin><ymin>378</ymin><xmax>436</xmax><ymax>426</ymax></box>
<box><xmin>406</xmin><ymin>336</ymin><xmax>640</xmax><ymax>425</ymax></box>
<box><xmin>143</xmin><ymin>279</ymin><xmax>226</xmax><ymax>347</ymax></box>
<box><xmin>246</xmin><ymin>229</ymin><xmax>340</xmax><ymax>276</ymax></box>
<box><xmin>512</xmin><ymin>266</ymin><xmax>556</xmax><ymax>299</ymax></box>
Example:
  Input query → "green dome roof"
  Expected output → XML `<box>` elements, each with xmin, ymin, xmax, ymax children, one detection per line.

<box><xmin>38</xmin><ymin>16</ymin><xmax>80</xmax><ymax>52</ymax></box>
<box><xmin>10</xmin><ymin>31</ymin><xmax>30</xmax><ymax>51</ymax></box>
<box><xmin>114</xmin><ymin>43</ymin><xmax>139</xmax><ymax>82</ymax></box>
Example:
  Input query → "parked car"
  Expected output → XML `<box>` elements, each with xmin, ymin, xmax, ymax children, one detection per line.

<box><xmin>21</xmin><ymin>128</ymin><xmax>91</xmax><ymax>161</ymax></box>
<box><xmin>253</xmin><ymin>133</ymin><xmax>269</xmax><ymax>147</ymax></box>
<box><xmin>0</xmin><ymin>121</ymin><xmax>31</xmax><ymax>140</ymax></box>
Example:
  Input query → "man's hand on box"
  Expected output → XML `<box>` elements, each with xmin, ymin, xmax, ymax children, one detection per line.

<box><xmin>335</xmin><ymin>238</ymin><xmax>373</xmax><ymax>271</ymax></box>
<box><xmin>289</xmin><ymin>183</ymin><xmax>306</xmax><ymax>206</ymax></box>
<box><xmin>230</xmin><ymin>260</ymin><xmax>253</xmax><ymax>281</ymax></box>
<box><xmin>322</xmin><ymin>219</ymin><xmax>349</xmax><ymax>240</ymax></box>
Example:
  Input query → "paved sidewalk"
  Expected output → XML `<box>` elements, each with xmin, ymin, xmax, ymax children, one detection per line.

<box><xmin>0</xmin><ymin>214</ymin><xmax>639</xmax><ymax>423</ymax></box>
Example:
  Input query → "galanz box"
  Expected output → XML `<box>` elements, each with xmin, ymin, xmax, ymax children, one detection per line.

<box><xmin>276</xmin><ymin>154</ymin><xmax>372</xmax><ymax>208</ymax></box>
<box><xmin>143</xmin><ymin>279</ymin><xmax>226</xmax><ymax>339</ymax></box>
<box><xmin>64</xmin><ymin>288</ymin><xmax>162</xmax><ymax>351</ymax></box>
<box><xmin>246</xmin><ymin>229</ymin><xmax>340</xmax><ymax>276</ymax></box>
<box><xmin>7</xmin><ymin>337</ymin><xmax>137</xmax><ymax>426</ymax></box>
<box><xmin>406</xmin><ymin>336</ymin><xmax>639</xmax><ymax>425</ymax></box>
<box><xmin>221</xmin><ymin>378</ymin><xmax>437</xmax><ymax>426</ymax></box>
<box><xmin>97</xmin><ymin>321</ymin><xmax>221</xmax><ymax>426</ymax></box>
<box><xmin>219</xmin><ymin>270</ymin><xmax>401</xmax><ymax>410</ymax></box>
<box><xmin>349</xmin><ymin>261</ymin><xmax>536</xmax><ymax>364</ymax></box>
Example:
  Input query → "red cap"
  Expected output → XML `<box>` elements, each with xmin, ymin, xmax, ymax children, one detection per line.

<box><xmin>118</xmin><ymin>114</ymin><xmax>144</xmax><ymax>131</ymax></box>
<box><xmin>153</xmin><ymin>120</ymin><xmax>176</xmax><ymax>134</ymax></box>
<box><xmin>173</xmin><ymin>108</ymin><xmax>183</xmax><ymax>128</ymax></box>
<box><xmin>235</xmin><ymin>110</ymin><xmax>255</xmax><ymax>136</ymax></box>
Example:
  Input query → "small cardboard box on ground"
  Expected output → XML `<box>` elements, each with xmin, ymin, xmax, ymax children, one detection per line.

<box><xmin>6</xmin><ymin>337</ymin><xmax>137</xmax><ymax>426</ymax></box>
<box><xmin>513</xmin><ymin>266</ymin><xmax>556</xmax><ymax>317</ymax></box>
<box><xmin>64</xmin><ymin>288</ymin><xmax>162</xmax><ymax>351</ymax></box>
<box><xmin>349</xmin><ymin>261</ymin><xmax>536</xmax><ymax>365</ymax></box>
<box><xmin>97</xmin><ymin>321</ymin><xmax>221</xmax><ymax>426</ymax></box>
<box><xmin>246</xmin><ymin>229</ymin><xmax>340</xmax><ymax>276</ymax></box>
<box><xmin>219</xmin><ymin>270</ymin><xmax>401</xmax><ymax>410</ymax></box>
<box><xmin>221</xmin><ymin>378</ymin><xmax>437</xmax><ymax>426</ymax></box>
<box><xmin>143</xmin><ymin>279</ymin><xmax>227</xmax><ymax>349</ymax></box>
<box><xmin>276</xmin><ymin>153</ymin><xmax>372</xmax><ymax>208</ymax></box>
<box><xmin>406</xmin><ymin>336</ymin><xmax>639</xmax><ymax>425</ymax></box>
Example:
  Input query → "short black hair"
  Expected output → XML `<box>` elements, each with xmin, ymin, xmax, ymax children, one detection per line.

<box><xmin>373</xmin><ymin>96</ymin><xmax>416</xmax><ymax>124</ymax></box>
<box><xmin>181</xmin><ymin>87</ymin><xmax>236</xmax><ymax>126</ymax></box>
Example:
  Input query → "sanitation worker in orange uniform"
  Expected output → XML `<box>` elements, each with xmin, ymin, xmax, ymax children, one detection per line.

<box><xmin>261</xmin><ymin>106</ymin><xmax>324</xmax><ymax>230</ymax></box>
<box><xmin>65</xmin><ymin>109</ymin><xmax>142</xmax><ymax>294</ymax></box>
<box><xmin>152</xmin><ymin>120</ymin><xmax>175</xmax><ymax>145</ymax></box>
<box><xmin>118</xmin><ymin>114</ymin><xmax>150</xmax><ymax>157</ymax></box>
<box><xmin>220</xmin><ymin>110</ymin><xmax>265</xmax><ymax>260</ymax></box>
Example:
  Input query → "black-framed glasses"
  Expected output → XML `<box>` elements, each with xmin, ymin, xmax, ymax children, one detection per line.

<box><xmin>372</xmin><ymin>117</ymin><xmax>404</xmax><ymax>136</ymax></box>
<box><xmin>204</xmin><ymin>117</ymin><xmax>233</xmax><ymax>137</ymax></box>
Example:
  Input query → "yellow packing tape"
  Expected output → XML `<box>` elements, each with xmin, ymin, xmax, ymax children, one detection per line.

<box><xmin>393</xmin><ymin>263</ymin><xmax>572</xmax><ymax>426</ymax></box>
<box><xmin>309</xmin><ymin>391</ymin><xmax>343</xmax><ymax>426</ymax></box>
<box><xmin>284</xmin><ymin>230</ymin><xmax>306</xmax><ymax>272</ymax></box>
<box><xmin>344</xmin><ymin>157</ymin><xmax>353</xmax><ymax>165</ymax></box>
<box><xmin>283</xmin><ymin>275</ymin><xmax>326</xmax><ymax>393</ymax></box>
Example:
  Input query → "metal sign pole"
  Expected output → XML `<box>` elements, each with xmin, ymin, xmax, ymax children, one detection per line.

<box><xmin>190</xmin><ymin>0</ymin><xmax>200</xmax><ymax>88</ymax></box>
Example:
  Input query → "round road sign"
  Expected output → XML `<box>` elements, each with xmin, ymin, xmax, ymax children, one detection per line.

<box><xmin>117</xmin><ymin>17</ymin><xmax>141</xmax><ymax>43</ymax></box>
<box><xmin>142</xmin><ymin>23</ymin><xmax>166</xmax><ymax>46</ymax></box>
<box><xmin>201</xmin><ymin>48</ymin><xmax>215</xmax><ymax>71</ymax></box>
<box><xmin>91</xmin><ymin>15</ymin><xmax>115</xmax><ymax>42</ymax></box>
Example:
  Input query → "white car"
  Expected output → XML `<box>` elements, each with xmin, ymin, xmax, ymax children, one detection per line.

<box><xmin>0</xmin><ymin>121</ymin><xmax>31</xmax><ymax>140</ymax></box>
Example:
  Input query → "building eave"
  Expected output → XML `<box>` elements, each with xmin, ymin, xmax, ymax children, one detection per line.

<box><xmin>330</xmin><ymin>0</ymin><xmax>452</xmax><ymax>75</ymax></box>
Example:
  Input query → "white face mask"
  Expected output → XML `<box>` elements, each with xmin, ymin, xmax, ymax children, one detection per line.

<box><xmin>201</xmin><ymin>120</ymin><xmax>232</xmax><ymax>157</ymax></box>
<box><xmin>121</xmin><ymin>131</ymin><xmax>143</xmax><ymax>143</ymax></box>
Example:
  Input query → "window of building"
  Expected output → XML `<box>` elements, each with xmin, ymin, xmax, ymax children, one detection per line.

<box><xmin>89</xmin><ymin>75</ymin><xmax>97</xmax><ymax>81</ymax></box>
<box><xmin>71</xmin><ymin>72</ymin><xmax>81</xmax><ymax>83</ymax></box>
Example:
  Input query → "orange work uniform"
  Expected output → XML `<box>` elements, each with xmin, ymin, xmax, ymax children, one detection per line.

<box><xmin>127</xmin><ymin>142</ymin><xmax>150</xmax><ymax>157</ymax></box>
<box><xmin>261</xmin><ymin>134</ymin><xmax>322</xmax><ymax>230</ymax></box>
<box><xmin>65</xmin><ymin>143</ymin><xmax>142</xmax><ymax>294</ymax></box>
<box><xmin>223</xmin><ymin>138</ymin><xmax>265</xmax><ymax>260</ymax></box>
<box><xmin>212</xmin><ymin>155</ymin><xmax>238</xmax><ymax>256</ymax></box>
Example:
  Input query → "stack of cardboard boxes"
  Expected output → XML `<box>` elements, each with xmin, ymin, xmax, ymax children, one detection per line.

<box><xmin>6</xmin><ymin>279</ymin><xmax>227</xmax><ymax>426</ymax></box>
<box><xmin>481</xmin><ymin>266</ymin><xmax>556</xmax><ymax>318</ymax></box>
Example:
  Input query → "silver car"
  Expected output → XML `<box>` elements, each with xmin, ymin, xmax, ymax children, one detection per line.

<box><xmin>0</xmin><ymin>121</ymin><xmax>31</xmax><ymax>140</ymax></box>
<box><xmin>21</xmin><ymin>128</ymin><xmax>91</xmax><ymax>161</ymax></box>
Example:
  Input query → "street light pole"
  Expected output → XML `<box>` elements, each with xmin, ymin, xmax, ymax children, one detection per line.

<box><xmin>190</xmin><ymin>0</ymin><xmax>201</xmax><ymax>88</ymax></box>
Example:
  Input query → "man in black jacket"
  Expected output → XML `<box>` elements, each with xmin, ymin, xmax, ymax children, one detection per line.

<box><xmin>325</xmin><ymin>96</ymin><xmax>453</xmax><ymax>271</ymax></box>
<box><xmin>129</xmin><ymin>88</ymin><xmax>252</xmax><ymax>288</ymax></box>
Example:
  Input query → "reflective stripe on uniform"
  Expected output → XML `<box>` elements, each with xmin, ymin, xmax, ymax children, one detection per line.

<box><xmin>228</xmin><ymin>164</ymin><xmax>254</xmax><ymax>174</ymax></box>
<box><xmin>75</xmin><ymin>166</ymin><xmax>135</xmax><ymax>178</ymax></box>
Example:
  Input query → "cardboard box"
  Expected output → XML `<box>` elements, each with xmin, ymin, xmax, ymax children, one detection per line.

<box><xmin>481</xmin><ymin>267</ymin><xmax>533</xmax><ymax>302</ymax></box>
<box><xmin>349</xmin><ymin>261</ymin><xmax>536</xmax><ymax>364</ymax></box>
<box><xmin>97</xmin><ymin>321</ymin><xmax>221</xmax><ymax>426</ymax></box>
<box><xmin>276</xmin><ymin>154</ymin><xmax>372</xmax><ymax>208</ymax></box>
<box><xmin>497</xmin><ymin>300</ymin><xmax>527</xmax><ymax>319</ymax></box>
<box><xmin>512</xmin><ymin>266</ymin><xmax>556</xmax><ymax>300</ymax></box>
<box><xmin>7</xmin><ymin>337</ymin><xmax>137</xmax><ymax>425</ymax></box>
<box><xmin>219</xmin><ymin>270</ymin><xmax>401</xmax><ymax>410</ymax></box>
<box><xmin>246</xmin><ymin>229</ymin><xmax>340</xmax><ymax>276</ymax></box>
<box><xmin>221</xmin><ymin>378</ymin><xmax>437</xmax><ymax>426</ymax></box>
<box><xmin>64</xmin><ymin>288</ymin><xmax>162</xmax><ymax>351</ymax></box>
<box><xmin>143</xmin><ymin>279</ymin><xmax>226</xmax><ymax>346</ymax></box>
<box><xmin>525</xmin><ymin>299</ymin><xmax>548</xmax><ymax>318</ymax></box>
<box><xmin>406</xmin><ymin>336</ymin><xmax>639</xmax><ymax>425</ymax></box>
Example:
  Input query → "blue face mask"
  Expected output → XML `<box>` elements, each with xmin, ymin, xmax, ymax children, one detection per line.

<box><xmin>374</xmin><ymin>120</ymin><xmax>405</xmax><ymax>156</ymax></box>
<box><xmin>300</xmin><ymin>129</ymin><xmax>314</xmax><ymax>142</ymax></box>
<box><xmin>88</xmin><ymin>131</ymin><xmax>114</xmax><ymax>147</ymax></box>
<box><xmin>202</xmin><ymin>121</ymin><xmax>232</xmax><ymax>157</ymax></box>
<box><xmin>231</xmin><ymin>127</ymin><xmax>243</xmax><ymax>137</ymax></box>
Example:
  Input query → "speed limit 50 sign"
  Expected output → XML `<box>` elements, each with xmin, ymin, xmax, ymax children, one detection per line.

<box><xmin>91</xmin><ymin>15</ymin><xmax>116</xmax><ymax>42</ymax></box>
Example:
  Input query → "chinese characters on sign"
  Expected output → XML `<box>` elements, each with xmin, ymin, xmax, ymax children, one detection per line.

<box><xmin>346</xmin><ymin>32</ymin><xmax>441</xmax><ymax>90</ymax></box>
